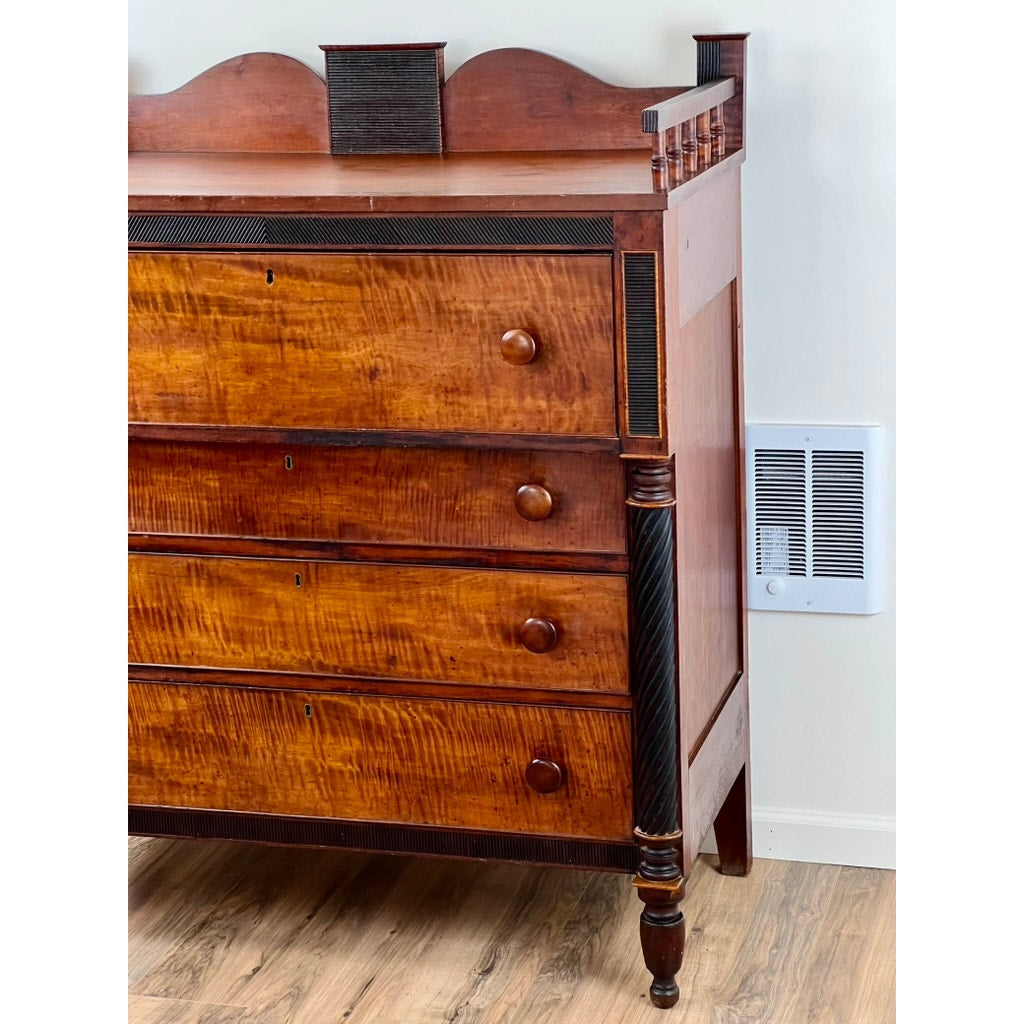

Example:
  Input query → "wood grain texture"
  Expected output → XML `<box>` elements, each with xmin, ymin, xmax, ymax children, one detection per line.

<box><xmin>128</xmin><ymin>995</ymin><xmax>247</xmax><ymax>1024</ymax></box>
<box><xmin>128</xmin><ymin>682</ymin><xmax>633</xmax><ymax>838</ymax></box>
<box><xmin>641</xmin><ymin>79</ymin><xmax>735</xmax><ymax>134</ymax></box>
<box><xmin>128</xmin><ymin>842</ymin><xmax>895</xmax><ymax>1023</ymax></box>
<box><xmin>128</xmin><ymin>252</ymin><xmax>616</xmax><ymax>437</ymax></box>
<box><xmin>663</xmin><ymin>262</ymin><xmax>743</xmax><ymax>756</ymax></box>
<box><xmin>128</xmin><ymin>536</ymin><xmax>629</xmax><ymax>575</ymax></box>
<box><xmin>127</xmin><ymin>151</ymin><xmax>669</xmax><ymax>213</ymax></box>
<box><xmin>128</xmin><ymin>554</ymin><xmax>629</xmax><ymax>692</ymax></box>
<box><xmin>129</xmin><ymin>441</ymin><xmax>626</xmax><ymax>554</ymax></box>
<box><xmin>443</xmin><ymin>48</ymin><xmax>684</xmax><ymax>152</ymax></box>
<box><xmin>686</xmin><ymin>678</ymin><xmax>747</xmax><ymax>874</ymax></box>
<box><xmin>129</xmin><ymin>664</ymin><xmax>633</xmax><ymax>710</ymax></box>
<box><xmin>671</xmin><ymin>169</ymin><xmax>739</xmax><ymax>325</ymax></box>
<box><xmin>128</xmin><ymin>53</ymin><xmax>329</xmax><ymax>154</ymax></box>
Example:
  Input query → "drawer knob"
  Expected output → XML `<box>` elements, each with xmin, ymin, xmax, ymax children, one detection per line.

<box><xmin>514</xmin><ymin>483</ymin><xmax>553</xmax><ymax>521</ymax></box>
<box><xmin>519</xmin><ymin>616</ymin><xmax>559</xmax><ymax>653</ymax></box>
<box><xmin>500</xmin><ymin>328</ymin><xmax>538</xmax><ymax>365</ymax></box>
<box><xmin>525</xmin><ymin>758</ymin><xmax>564</xmax><ymax>794</ymax></box>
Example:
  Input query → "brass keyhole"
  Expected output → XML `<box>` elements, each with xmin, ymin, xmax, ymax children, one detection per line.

<box><xmin>266</xmin><ymin>268</ymin><xmax>274</xmax><ymax>285</ymax></box>
<box><xmin>284</xmin><ymin>455</ymin><xmax>293</xmax><ymax>470</ymax></box>
<box><xmin>294</xmin><ymin>573</ymin><xmax>302</xmax><ymax>588</ymax></box>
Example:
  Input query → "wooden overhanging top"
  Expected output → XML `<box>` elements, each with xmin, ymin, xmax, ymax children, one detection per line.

<box><xmin>128</xmin><ymin>43</ymin><xmax>747</xmax><ymax>212</ymax></box>
<box><xmin>129</xmin><ymin>151</ymin><xmax>687</xmax><ymax>213</ymax></box>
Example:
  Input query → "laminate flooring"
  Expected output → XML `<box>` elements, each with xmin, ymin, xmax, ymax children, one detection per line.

<box><xmin>128</xmin><ymin>837</ymin><xmax>895</xmax><ymax>1024</ymax></box>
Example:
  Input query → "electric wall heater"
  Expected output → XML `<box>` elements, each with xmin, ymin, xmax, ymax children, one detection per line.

<box><xmin>745</xmin><ymin>424</ymin><xmax>885</xmax><ymax>614</ymax></box>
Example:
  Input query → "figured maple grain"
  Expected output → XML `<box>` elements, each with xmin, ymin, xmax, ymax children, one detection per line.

<box><xmin>128</xmin><ymin>554</ymin><xmax>629</xmax><ymax>692</ymax></box>
<box><xmin>128</xmin><ymin>441</ymin><xmax>626</xmax><ymax>554</ymax></box>
<box><xmin>128</xmin><ymin>682</ymin><xmax>634</xmax><ymax>838</ymax></box>
<box><xmin>444</xmin><ymin>49</ymin><xmax>684</xmax><ymax>152</ymax></box>
<box><xmin>128</xmin><ymin>53</ymin><xmax>329</xmax><ymax>154</ymax></box>
<box><xmin>128</xmin><ymin>252</ymin><xmax>615</xmax><ymax>436</ymax></box>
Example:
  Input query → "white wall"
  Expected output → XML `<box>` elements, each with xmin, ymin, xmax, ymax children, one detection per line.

<box><xmin>127</xmin><ymin>0</ymin><xmax>899</xmax><ymax>868</ymax></box>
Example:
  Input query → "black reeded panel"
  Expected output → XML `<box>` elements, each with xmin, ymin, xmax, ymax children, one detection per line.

<box><xmin>629</xmin><ymin>504</ymin><xmax>681</xmax><ymax>836</ymax></box>
<box><xmin>128</xmin><ymin>215</ymin><xmax>614</xmax><ymax>249</ymax></box>
<box><xmin>697</xmin><ymin>40</ymin><xmax>723</xmax><ymax>85</ymax></box>
<box><xmin>128</xmin><ymin>807</ymin><xmax>638</xmax><ymax>873</ymax></box>
<box><xmin>127</xmin><ymin>216</ymin><xmax>266</xmax><ymax>246</ymax></box>
<box><xmin>324</xmin><ymin>48</ymin><xmax>442</xmax><ymax>154</ymax></box>
<box><xmin>624</xmin><ymin>253</ymin><xmax>661</xmax><ymax>437</ymax></box>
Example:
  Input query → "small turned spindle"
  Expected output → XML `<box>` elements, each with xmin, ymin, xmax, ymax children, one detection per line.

<box><xmin>514</xmin><ymin>483</ymin><xmax>553</xmax><ymax>522</ymax></box>
<box><xmin>696</xmin><ymin>110</ymin><xmax>712</xmax><ymax>165</ymax></box>
<box><xmin>666</xmin><ymin>124</ymin><xmax>683</xmax><ymax>188</ymax></box>
<box><xmin>525</xmin><ymin>758</ymin><xmax>564</xmax><ymax>794</ymax></box>
<box><xmin>499</xmin><ymin>328</ymin><xmax>538</xmax><ymax>365</ymax></box>
<box><xmin>519</xmin><ymin>616</ymin><xmax>559</xmax><ymax>653</ymax></box>
<box><xmin>682</xmin><ymin>118</ymin><xmax>698</xmax><ymax>175</ymax></box>
<box><xmin>711</xmin><ymin>102</ymin><xmax>726</xmax><ymax>159</ymax></box>
<box><xmin>651</xmin><ymin>130</ymin><xmax>668</xmax><ymax>191</ymax></box>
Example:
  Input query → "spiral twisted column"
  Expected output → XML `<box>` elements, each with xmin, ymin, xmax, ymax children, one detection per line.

<box><xmin>627</xmin><ymin>458</ymin><xmax>685</xmax><ymax>1009</ymax></box>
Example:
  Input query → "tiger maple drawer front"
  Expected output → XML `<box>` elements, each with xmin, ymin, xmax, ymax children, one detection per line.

<box><xmin>128</xmin><ymin>441</ymin><xmax>626</xmax><ymax>554</ymax></box>
<box><xmin>128</xmin><ymin>554</ymin><xmax>629</xmax><ymax>693</ymax></box>
<box><xmin>128</xmin><ymin>252</ymin><xmax>616</xmax><ymax>437</ymax></box>
<box><xmin>128</xmin><ymin>682</ymin><xmax>634</xmax><ymax>840</ymax></box>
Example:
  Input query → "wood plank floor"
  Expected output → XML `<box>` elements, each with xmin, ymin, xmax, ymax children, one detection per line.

<box><xmin>128</xmin><ymin>837</ymin><xmax>895</xmax><ymax>1023</ymax></box>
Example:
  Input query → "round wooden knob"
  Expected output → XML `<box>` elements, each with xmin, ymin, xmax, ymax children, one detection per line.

<box><xmin>525</xmin><ymin>758</ymin><xmax>564</xmax><ymax>794</ymax></box>
<box><xmin>499</xmin><ymin>328</ymin><xmax>538</xmax><ymax>365</ymax></box>
<box><xmin>519</xmin><ymin>617</ymin><xmax>559</xmax><ymax>653</ymax></box>
<box><xmin>514</xmin><ymin>483</ymin><xmax>553</xmax><ymax>522</ymax></box>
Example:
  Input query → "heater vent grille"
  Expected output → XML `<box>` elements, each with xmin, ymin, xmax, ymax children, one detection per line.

<box><xmin>746</xmin><ymin>425</ymin><xmax>884</xmax><ymax>614</ymax></box>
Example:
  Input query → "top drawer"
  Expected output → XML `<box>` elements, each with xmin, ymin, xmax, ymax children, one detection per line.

<box><xmin>128</xmin><ymin>252</ymin><xmax>616</xmax><ymax>437</ymax></box>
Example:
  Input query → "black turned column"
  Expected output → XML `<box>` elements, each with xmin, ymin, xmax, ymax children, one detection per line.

<box><xmin>628</xmin><ymin>459</ymin><xmax>685</xmax><ymax>1009</ymax></box>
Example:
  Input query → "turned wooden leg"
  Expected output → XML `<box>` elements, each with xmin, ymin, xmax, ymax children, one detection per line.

<box><xmin>713</xmin><ymin>762</ymin><xmax>753</xmax><ymax>876</ymax></box>
<box><xmin>633</xmin><ymin>829</ymin><xmax>685</xmax><ymax>1008</ymax></box>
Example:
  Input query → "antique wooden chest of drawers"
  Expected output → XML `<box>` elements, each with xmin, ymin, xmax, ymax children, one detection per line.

<box><xmin>128</xmin><ymin>34</ymin><xmax>752</xmax><ymax>1008</ymax></box>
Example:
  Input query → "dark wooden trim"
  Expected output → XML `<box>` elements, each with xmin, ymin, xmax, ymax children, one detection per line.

<box><xmin>127</xmin><ymin>181</ymin><xmax>671</xmax><ymax>215</ymax></box>
<box><xmin>319</xmin><ymin>42</ymin><xmax>447</xmax><ymax>52</ymax></box>
<box><xmin>713</xmin><ymin>763</ymin><xmax>753</xmax><ymax>877</ymax></box>
<box><xmin>633</xmin><ymin>828</ymin><xmax>686</xmax><ymax>1009</ymax></box>
<box><xmin>128</xmin><ymin>666</ymin><xmax>635</xmax><ymax>712</ymax></box>
<box><xmin>128</xmin><ymin>423</ymin><xmax>621</xmax><ymax>454</ymax></box>
<box><xmin>128</xmin><ymin>806</ymin><xmax>639</xmax><ymax>873</ymax></box>
<box><xmin>128</xmin><ymin>534</ymin><xmax>630</xmax><ymax>574</ymax></box>
<box><xmin>627</xmin><ymin>461</ymin><xmax>681</xmax><ymax>837</ymax></box>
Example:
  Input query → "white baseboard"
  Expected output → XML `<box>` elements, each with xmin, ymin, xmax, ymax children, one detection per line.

<box><xmin>700</xmin><ymin>807</ymin><xmax>896</xmax><ymax>870</ymax></box>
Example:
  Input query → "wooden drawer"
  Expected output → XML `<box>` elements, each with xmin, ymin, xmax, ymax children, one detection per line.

<box><xmin>128</xmin><ymin>682</ymin><xmax>634</xmax><ymax>840</ymax></box>
<box><xmin>128</xmin><ymin>252</ymin><xmax>616</xmax><ymax>437</ymax></box>
<box><xmin>129</xmin><ymin>553</ymin><xmax>629</xmax><ymax>693</ymax></box>
<box><xmin>129</xmin><ymin>441</ymin><xmax>626</xmax><ymax>554</ymax></box>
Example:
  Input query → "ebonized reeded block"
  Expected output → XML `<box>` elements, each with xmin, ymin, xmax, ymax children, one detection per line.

<box><xmin>321</xmin><ymin>43</ymin><xmax>445</xmax><ymax>154</ymax></box>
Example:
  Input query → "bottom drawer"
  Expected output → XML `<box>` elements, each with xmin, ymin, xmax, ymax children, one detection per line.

<box><xmin>128</xmin><ymin>682</ymin><xmax>634</xmax><ymax>841</ymax></box>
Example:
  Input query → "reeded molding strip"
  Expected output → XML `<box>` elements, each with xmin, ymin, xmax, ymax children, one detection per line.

<box><xmin>623</xmin><ymin>253</ymin><xmax>661</xmax><ymax>438</ymax></box>
<box><xmin>127</xmin><ymin>214</ymin><xmax>615</xmax><ymax>248</ymax></box>
<box><xmin>128</xmin><ymin>806</ymin><xmax>639</xmax><ymax>872</ymax></box>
